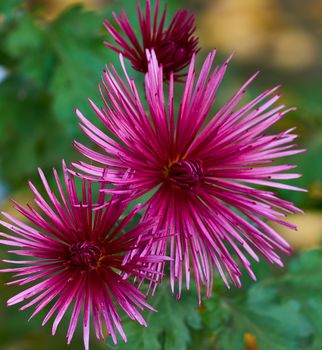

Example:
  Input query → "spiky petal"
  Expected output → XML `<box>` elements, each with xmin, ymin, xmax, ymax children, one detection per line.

<box><xmin>104</xmin><ymin>0</ymin><xmax>199</xmax><ymax>80</ymax></box>
<box><xmin>74</xmin><ymin>50</ymin><xmax>305</xmax><ymax>302</ymax></box>
<box><xmin>0</xmin><ymin>161</ymin><xmax>166</xmax><ymax>349</ymax></box>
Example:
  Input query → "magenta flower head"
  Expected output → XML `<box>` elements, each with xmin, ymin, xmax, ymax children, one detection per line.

<box><xmin>73</xmin><ymin>50</ymin><xmax>305</xmax><ymax>301</ymax></box>
<box><xmin>104</xmin><ymin>0</ymin><xmax>199</xmax><ymax>80</ymax></box>
<box><xmin>0</xmin><ymin>161</ymin><xmax>165</xmax><ymax>349</ymax></box>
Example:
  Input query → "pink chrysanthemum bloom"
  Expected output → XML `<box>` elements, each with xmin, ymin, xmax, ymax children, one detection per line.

<box><xmin>73</xmin><ymin>50</ymin><xmax>305</xmax><ymax>301</ymax></box>
<box><xmin>104</xmin><ymin>0</ymin><xmax>198</xmax><ymax>80</ymax></box>
<box><xmin>0</xmin><ymin>162</ymin><xmax>165</xmax><ymax>350</ymax></box>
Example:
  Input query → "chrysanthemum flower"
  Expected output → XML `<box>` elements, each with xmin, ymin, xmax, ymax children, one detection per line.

<box><xmin>0</xmin><ymin>161</ymin><xmax>165</xmax><ymax>349</ymax></box>
<box><xmin>104</xmin><ymin>0</ymin><xmax>198</xmax><ymax>80</ymax></box>
<box><xmin>73</xmin><ymin>50</ymin><xmax>305</xmax><ymax>301</ymax></box>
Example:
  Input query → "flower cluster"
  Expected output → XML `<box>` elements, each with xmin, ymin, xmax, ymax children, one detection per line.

<box><xmin>74</xmin><ymin>50</ymin><xmax>304</xmax><ymax>301</ymax></box>
<box><xmin>0</xmin><ymin>1</ymin><xmax>304</xmax><ymax>349</ymax></box>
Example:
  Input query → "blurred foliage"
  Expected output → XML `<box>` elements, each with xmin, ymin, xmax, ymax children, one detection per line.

<box><xmin>108</xmin><ymin>249</ymin><xmax>322</xmax><ymax>350</ymax></box>
<box><xmin>0</xmin><ymin>0</ymin><xmax>112</xmax><ymax>192</ymax></box>
<box><xmin>1</xmin><ymin>0</ymin><xmax>322</xmax><ymax>349</ymax></box>
<box><xmin>108</xmin><ymin>284</ymin><xmax>202</xmax><ymax>350</ymax></box>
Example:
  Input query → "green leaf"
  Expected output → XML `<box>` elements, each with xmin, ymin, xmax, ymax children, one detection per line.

<box><xmin>108</xmin><ymin>283</ymin><xmax>201</xmax><ymax>350</ymax></box>
<box><xmin>246</xmin><ymin>285</ymin><xmax>313</xmax><ymax>349</ymax></box>
<box><xmin>4</xmin><ymin>14</ymin><xmax>44</xmax><ymax>57</ymax></box>
<box><xmin>0</xmin><ymin>0</ymin><xmax>23</xmax><ymax>17</ymax></box>
<box><xmin>1</xmin><ymin>10</ymin><xmax>55</xmax><ymax>87</ymax></box>
<box><xmin>48</xmin><ymin>6</ymin><xmax>110</xmax><ymax>131</ymax></box>
<box><xmin>200</xmin><ymin>250</ymin><xmax>322</xmax><ymax>350</ymax></box>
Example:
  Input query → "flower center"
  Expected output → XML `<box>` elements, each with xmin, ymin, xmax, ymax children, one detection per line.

<box><xmin>69</xmin><ymin>241</ymin><xmax>102</xmax><ymax>270</ymax></box>
<box><xmin>157</xmin><ymin>40</ymin><xmax>188</xmax><ymax>67</ymax></box>
<box><xmin>160</xmin><ymin>40</ymin><xmax>185</xmax><ymax>54</ymax></box>
<box><xmin>168</xmin><ymin>159</ymin><xmax>203</xmax><ymax>190</ymax></box>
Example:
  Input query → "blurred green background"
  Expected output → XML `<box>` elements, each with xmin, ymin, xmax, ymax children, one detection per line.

<box><xmin>0</xmin><ymin>0</ymin><xmax>322</xmax><ymax>349</ymax></box>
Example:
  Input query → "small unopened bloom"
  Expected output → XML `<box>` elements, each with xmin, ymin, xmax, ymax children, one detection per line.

<box><xmin>0</xmin><ymin>162</ymin><xmax>165</xmax><ymax>349</ymax></box>
<box><xmin>74</xmin><ymin>51</ymin><xmax>305</xmax><ymax>301</ymax></box>
<box><xmin>104</xmin><ymin>0</ymin><xmax>199</xmax><ymax>80</ymax></box>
